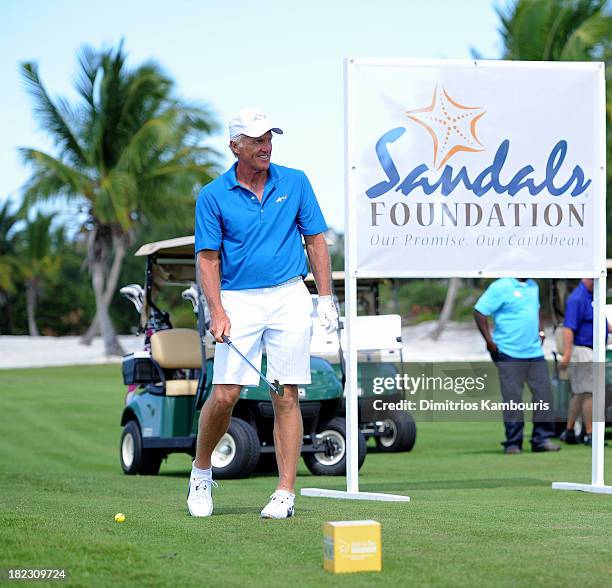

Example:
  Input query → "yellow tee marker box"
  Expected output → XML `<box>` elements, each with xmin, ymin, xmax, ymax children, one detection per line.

<box><xmin>323</xmin><ymin>520</ymin><xmax>382</xmax><ymax>574</ymax></box>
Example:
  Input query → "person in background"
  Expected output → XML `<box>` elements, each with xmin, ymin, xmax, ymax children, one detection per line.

<box><xmin>558</xmin><ymin>278</ymin><xmax>610</xmax><ymax>446</ymax></box>
<box><xmin>474</xmin><ymin>278</ymin><xmax>560</xmax><ymax>454</ymax></box>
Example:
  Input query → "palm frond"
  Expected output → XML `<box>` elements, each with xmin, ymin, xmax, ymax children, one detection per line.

<box><xmin>498</xmin><ymin>0</ymin><xmax>610</xmax><ymax>60</ymax></box>
<box><xmin>561</xmin><ymin>13</ymin><xmax>612</xmax><ymax>60</ymax></box>
<box><xmin>100</xmin><ymin>171</ymin><xmax>138</xmax><ymax>231</ymax></box>
<box><xmin>0</xmin><ymin>199</ymin><xmax>22</xmax><ymax>254</ymax></box>
<box><xmin>115</xmin><ymin>110</ymin><xmax>178</xmax><ymax>174</ymax></box>
<box><xmin>170</xmin><ymin>102</ymin><xmax>220</xmax><ymax>136</ymax></box>
<box><xmin>144</xmin><ymin>145</ymin><xmax>221</xmax><ymax>174</ymax></box>
<box><xmin>119</xmin><ymin>67</ymin><xmax>172</xmax><ymax>131</ymax></box>
<box><xmin>19</xmin><ymin>148</ymin><xmax>94</xmax><ymax>204</ymax></box>
<box><xmin>16</xmin><ymin>211</ymin><xmax>56</xmax><ymax>267</ymax></box>
<box><xmin>20</xmin><ymin>62</ymin><xmax>87</xmax><ymax>165</ymax></box>
<box><xmin>0</xmin><ymin>253</ymin><xmax>21</xmax><ymax>292</ymax></box>
<box><xmin>143</xmin><ymin>161</ymin><xmax>218</xmax><ymax>184</ymax></box>
<box><xmin>75</xmin><ymin>45</ymin><xmax>100</xmax><ymax>109</ymax></box>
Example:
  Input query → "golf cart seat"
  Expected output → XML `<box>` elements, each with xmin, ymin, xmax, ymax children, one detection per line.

<box><xmin>150</xmin><ymin>328</ymin><xmax>201</xmax><ymax>396</ymax></box>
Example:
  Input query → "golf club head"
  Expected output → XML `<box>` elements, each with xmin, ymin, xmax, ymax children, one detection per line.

<box><xmin>272</xmin><ymin>379</ymin><xmax>284</xmax><ymax>397</ymax></box>
<box><xmin>181</xmin><ymin>285</ymin><xmax>199</xmax><ymax>314</ymax></box>
<box><xmin>119</xmin><ymin>284</ymin><xmax>144</xmax><ymax>313</ymax></box>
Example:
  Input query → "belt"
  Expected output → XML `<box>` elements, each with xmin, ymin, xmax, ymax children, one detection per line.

<box><xmin>271</xmin><ymin>276</ymin><xmax>304</xmax><ymax>289</ymax></box>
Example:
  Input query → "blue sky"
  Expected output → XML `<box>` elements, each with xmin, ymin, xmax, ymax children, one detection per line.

<box><xmin>1</xmin><ymin>0</ymin><xmax>503</xmax><ymax>231</ymax></box>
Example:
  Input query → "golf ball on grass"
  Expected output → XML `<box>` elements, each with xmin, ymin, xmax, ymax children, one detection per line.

<box><xmin>114</xmin><ymin>513</ymin><xmax>126</xmax><ymax>523</ymax></box>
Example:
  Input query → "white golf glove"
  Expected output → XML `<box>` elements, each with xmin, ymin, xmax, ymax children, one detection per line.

<box><xmin>317</xmin><ymin>296</ymin><xmax>339</xmax><ymax>334</ymax></box>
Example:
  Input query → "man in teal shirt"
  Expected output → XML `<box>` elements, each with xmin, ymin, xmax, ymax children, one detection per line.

<box><xmin>474</xmin><ymin>278</ymin><xmax>559</xmax><ymax>454</ymax></box>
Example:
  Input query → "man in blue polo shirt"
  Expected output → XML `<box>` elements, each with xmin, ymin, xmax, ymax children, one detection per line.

<box><xmin>558</xmin><ymin>278</ymin><xmax>603</xmax><ymax>446</ymax></box>
<box><xmin>187</xmin><ymin>107</ymin><xmax>338</xmax><ymax>519</ymax></box>
<box><xmin>474</xmin><ymin>278</ymin><xmax>559</xmax><ymax>454</ymax></box>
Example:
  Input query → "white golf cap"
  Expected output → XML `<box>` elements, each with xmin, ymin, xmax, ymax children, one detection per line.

<box><xmin>229</xmin><ymin>107</ymin><xmax>283</xmax><ymax>140</ymax></box>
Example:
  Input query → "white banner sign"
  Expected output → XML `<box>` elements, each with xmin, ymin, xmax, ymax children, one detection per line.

<box><xmin>348</xmin><ymin>60</ymin><xmax>605</xmax><ymax>277</ymax></box>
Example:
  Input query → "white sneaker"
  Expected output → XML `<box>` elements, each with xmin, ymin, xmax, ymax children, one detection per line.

<box><xmin>187</xmin><ymin>475</ymin><xmax>218</xmax><ymax>517</ymax></box>
<box><xmin>260</xmin><ymin>490</ymin><xmax>295</xmax><ymax>519</ymax></box>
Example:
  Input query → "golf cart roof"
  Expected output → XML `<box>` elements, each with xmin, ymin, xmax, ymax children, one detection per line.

<box><xmin>135</xmin><ymin>236</ymin><xmax>197</xmax><ymax>300</ymax></box>
<box><xmin>134</xmin><ymin>233</ymin><xmax>335</xmax><ymax>258</ymax></box>
<box><xmin>134</xmin><ymin>235</ymin><xmax>392</xmax><ymax>295</ymax></box>
<box><xmin>135</xmin><ymin>236</ymin><xmax>195</xmax><ymax>258</ymax></box>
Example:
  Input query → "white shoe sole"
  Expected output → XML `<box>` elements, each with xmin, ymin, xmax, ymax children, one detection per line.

<box><xmin>188</xmin><ymin>504</ymin><xmax>213</xmax><ymax>517</ymax></box>
<box><xmin>260</xmin><ymin>507</ymin><xmax>294</xmax><ymax>520</ymax></box>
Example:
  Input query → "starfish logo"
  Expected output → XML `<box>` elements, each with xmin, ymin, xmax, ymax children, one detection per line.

<box><xmin>406</xmin><ymin>86</ymin><xmax>486</xmax><ymax>170</ymax></box>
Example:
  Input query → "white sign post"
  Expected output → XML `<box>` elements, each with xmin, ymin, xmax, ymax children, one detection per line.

<box><xmin>302</xmin><ymin>59</ymin><xmax>608</xmax><ymax>502</ymax></box>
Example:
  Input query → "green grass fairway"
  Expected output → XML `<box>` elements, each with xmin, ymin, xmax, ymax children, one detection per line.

<box><xmin>1</xmin><ymin>365</ymin><xmax>611</xmax><ymax>587</ymax></box>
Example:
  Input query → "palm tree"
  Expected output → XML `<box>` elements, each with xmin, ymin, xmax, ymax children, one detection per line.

<box><xmin>0</xmin><ymin>200</ymin><xmax>21</xmax><ymax>291</ymax></box>
<box><xmin>20</xmin><ymin>42</ymin><xmax>219</xmax><ymax>355</ymax></box>
<box><xmin>15</xmin><ymin>212</ymin><xmax>62</xmax><ymax>336</ymax></box>
<box><xmin>497</xmin><ymin>0</ymin><xmax>610</xmax><ymax>61</ymax></box>
<box><xmin>0</xmin><ymin>199</ymin><xmax>23</xmax><ymax>333</ymax></box>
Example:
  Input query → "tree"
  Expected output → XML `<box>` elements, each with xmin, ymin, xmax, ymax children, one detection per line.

<box><xmin>0</xmin><ymin>200</ymin><xmax>21</xmax><ymax>291</ymax></box>
<box><xmin>497</xmin><ymin>0</ymin><xmax>610</xmax><ymax>61</ymax></box>
<box><xmin>19</xmin><ymin>42</ymin><xmax>219</xmax><ymax>354</ymax></box>
<box><xmin>0</xmin><ymin>199</ymin><xmax>23</xmax><ymax>333</ymax></box>
<box><xmin>430</xmin><ymin>278</ymin><xmax>461</xmax><ymax>341</ymax></box>
<box><xmin>15</xmin><ymin>212</ymin><xmax>62</xmax><ymax>336</ymax></box>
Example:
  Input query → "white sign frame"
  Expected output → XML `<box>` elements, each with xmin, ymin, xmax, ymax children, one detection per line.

<box><xmin>302</xmin><ymin>58</ymin><xmax>609</xmax><ymax>502</ymax></box>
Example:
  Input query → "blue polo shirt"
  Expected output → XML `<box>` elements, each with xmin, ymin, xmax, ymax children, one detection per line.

<box><xmin>474</xmin><ymin>278</ymin><xmax>543</xmax><ymax>358</ymax></box>
<box><xmin>195</xmin><ymin>162</ymin><xmax>328</xmax><ymax>290</ymax></box>
<box><xmin>564</xmin><ymin>282</ymin><xmax>594</xmax><ymax>347</ymax></box>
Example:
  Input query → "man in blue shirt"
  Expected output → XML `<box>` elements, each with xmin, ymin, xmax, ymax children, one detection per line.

<box><xmin>187</xmin><ymin>108</ymin><xmax>338</xmax><ymax>519</ymax></box>
<box><xmin>474</xmin><ymin>278</ymin><xmax>559</xmax><ymax>454</ymax></box>
<box><xmin>558</xmin><ymin>278</ymin><xmax>602</xmax><ymax>446</ymax></box>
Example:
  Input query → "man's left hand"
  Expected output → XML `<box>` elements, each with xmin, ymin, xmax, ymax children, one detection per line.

<box><xmin>317</xmin><ymin>296</ymin><xmax>339</xmax><ymax>334</ymax></box>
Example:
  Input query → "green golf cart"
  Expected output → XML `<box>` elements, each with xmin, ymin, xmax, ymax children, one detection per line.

<box><xmin>118</xmin><ymin>236</ymin><xmax>366</xmax><ymax>478</ymax></box>
<box><xmin>305</xmin><ymin>272</ymin><xmax>417</xmax><ymax>452</ymax></box>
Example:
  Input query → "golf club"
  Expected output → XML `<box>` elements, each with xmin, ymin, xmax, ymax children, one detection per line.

<box><xmin>221</xmin><ymin>335</ymin><xmax>284</xmax><ymax>397</ymax></box>
<box><xmin>120</xmin><ymin>284</ymin><xmax>144</xmax><ymax>313</ymax></box>
<box><xmin>181</xmin><ymin>285</ymin><xmax>199</xmax><ymax>314</ymax></box>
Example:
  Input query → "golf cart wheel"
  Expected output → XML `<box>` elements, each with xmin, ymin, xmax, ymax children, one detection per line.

<box><xmin>212</xmin><ymin>417</ymin><xmax>260</xmax><ymax>479</ymax></box>
<box><xmin>375</xmin><ymin>411</ymin><xmax>417</xmax><ymax>453</ymax></box>
<box><xmin>304</xmin><ymin>417</ymin><xmax>367</xmax><ymax>476</ymax></box>
<box><xmin>120</xmin><ymin>420</ymin><xmax>163</xmax><ymax>475</ymax></box>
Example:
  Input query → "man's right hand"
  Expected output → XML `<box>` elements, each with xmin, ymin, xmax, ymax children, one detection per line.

<box><xmin>210</xmin><ymin>311</ymin><xmax>231</xmax><ymax>343</ymax></box>
<box><xmin>558</xmin><ymin>355</ymin><xmax>570</xmax><ymax>371</ymax></box>
<box><xmin>486</xmin><ymin>340</ymin><xmax>498</xmax><ymax>354</ymax></box>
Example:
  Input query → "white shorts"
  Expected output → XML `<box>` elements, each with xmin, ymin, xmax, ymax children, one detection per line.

<box><xmin>212</xmin><ymin>278</ymin><xmax>313</xmax><ymax>385</ymax></box>
<box><xmin>569</xmin><ymin>345</ymin><xmax>593</xmax><ymax>395</ymax></box>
